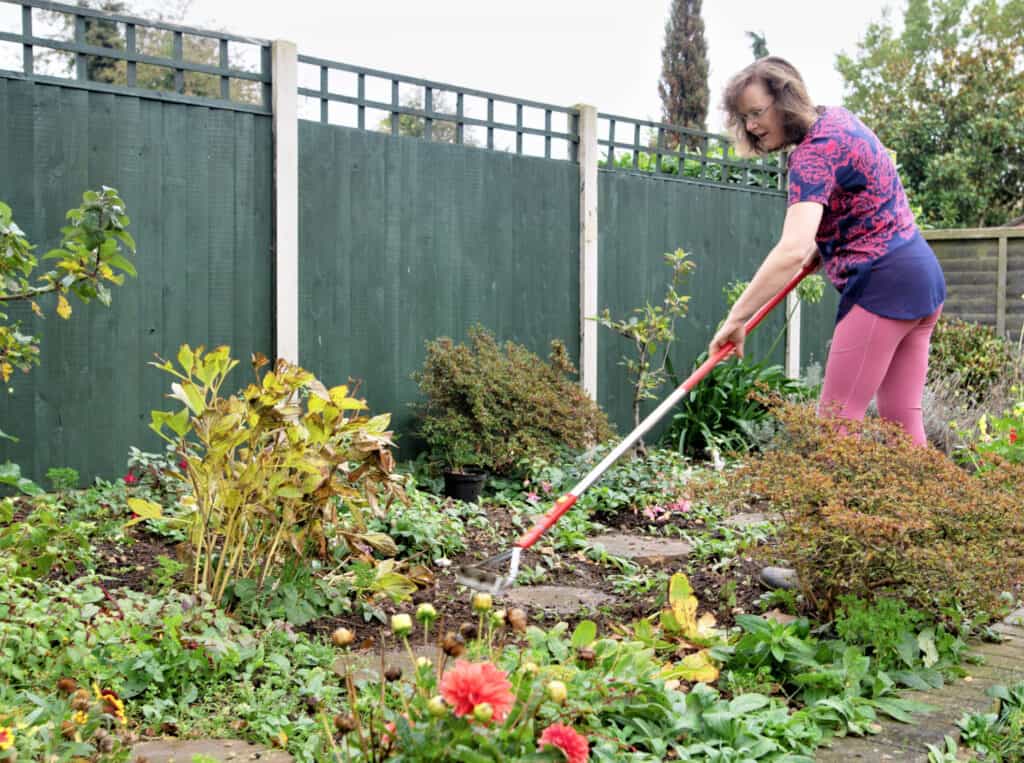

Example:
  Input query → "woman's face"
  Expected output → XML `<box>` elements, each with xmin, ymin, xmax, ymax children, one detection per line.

<box><xmin>737</xmin><ymin>81</ymin><xmax>784</xmax><ymax>152</ymax></box>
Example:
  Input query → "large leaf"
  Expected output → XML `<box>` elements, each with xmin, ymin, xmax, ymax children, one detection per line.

<box><xmin>0</xmin><ymin>461</ymin><xmax>43</xmax><ymax>496</ymax></box>
<box><xmin>124</xmin><ymin>497</ymin><xmax>163</xmax><ymax>527</ymax></box>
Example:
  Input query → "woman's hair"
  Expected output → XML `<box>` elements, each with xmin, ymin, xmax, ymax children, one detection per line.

<box><xmin>722</xmin><ymin>56</ymin><xmax>821</xmax><ymax>157</ymax></box>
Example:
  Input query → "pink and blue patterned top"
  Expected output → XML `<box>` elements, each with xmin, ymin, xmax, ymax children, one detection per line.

<box><xmin>788</xmin><ymin>107</ymin><xmax>945</xmax><ymax>322</ymax></box>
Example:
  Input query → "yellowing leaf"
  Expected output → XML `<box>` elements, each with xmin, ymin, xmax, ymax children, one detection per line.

<box><xmin>31</xmin><ymin>301</ymin><xmax>43</xmax><ymax>317</ymax></box>
<box><xmin>57</xmin><ymin>294</ymin><xmax>72</xmax><ymax>319</ymax></box>
<box><xmin>662</xmin><ymin>649</ymin><xmax>719</xmax><ymax>684</ymax></box>
<box><xmin>0</xmin><ymin>362</ymin><xmax>11</xmax><ymax>382</ymax></box>
<box><xmin>124</xmin><ymin>498</ymin><xmax>163</xmax><ymax>527</ymax></box>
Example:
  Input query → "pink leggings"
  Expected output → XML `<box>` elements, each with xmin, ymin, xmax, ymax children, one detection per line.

<box><xmin>819</xmin><ymin>304</ymin><xmax>943</xmax><ymax>446</ymax></box>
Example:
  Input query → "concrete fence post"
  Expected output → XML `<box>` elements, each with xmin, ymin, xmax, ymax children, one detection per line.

<box><xmin>785</xmin><ymin>292</ymin><xmax>801</xmax><ymax>379</ymax></box>
<box><xmin>272</xmin><ymin>40</ymin><xmax>299</xmax><ymax>364</ymax></box>
<box><xmin>576</xmin><ymin>104</ymin><xmax>599</xmax><ymax>400</ymax></box>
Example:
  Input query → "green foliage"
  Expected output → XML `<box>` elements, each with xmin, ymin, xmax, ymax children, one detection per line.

<box><xmin>954</xmin><ymin>682</ymin><xmax>1024</xmax><ymax>761</ymax></box>
<box><xmin>0</xmin><ymin>187</ymin><xmax>136</xmax><ymax>388</ymax></box>
<box><xmin>0</xmin><ymin>501</ymin><xmax>96</xmax><ymax>579</ymax></box>
<box><xmin>836</xmin><ymin>0</ymin><xmax>1024</xmax><ymax>227</ymax></box>
<box><xmin>149</xmin><ymin>345</ymin><xmax>405</xmax><ymax>601</ymax></box>
<box><xmin>414</xmin><ymin>326</ymin><xmax>613</xmax><ymax>475</ymax></box>
<box><xmin>592</xmin><ymin>249</ymin><xmax>695</xmax><ymax>451</ymax></box>
<box><xmin>710</xmin><ymin>398</ymin><xmax>1024</xmax><ymax>621</ymax></box>
<box><xmin>928</xmin><ymin>317</ymin><xmax>1017</xmax><ymax>404</ymax></box>
<box><xmin>663</xmin><ymin>356</ymin><xmax>812</xmax><ymax>458</ymax></box>
<box><xmin>45</xmin><ymin>467</ymin><xmax>80</xmax><ymax>493</ymax></box>
<box><xmin>658</xmin><ymin>0</ymin><xmax>710</xmax><ymax>134</ymax></box>
<box><xmin>955</xmin><ymin>396</ymin><xmax>1024</xmax><ymax>471</ymax></box>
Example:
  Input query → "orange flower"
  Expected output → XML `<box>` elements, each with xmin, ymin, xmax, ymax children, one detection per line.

<box><xmin>93</xmin><ymin>684</ymin><xmax>126</xmax><ymax>725</ymax></box>
<box><xmin>439</xmin><ymin>660</ymin><xmax>514</xmax><ymax>722</ymax></box>
<box><xmin>538</xmin><ymin>723</ymin><xmax>589</xmax><ymax>763</ymax></box>
<box><xmin>0</xmin><ymin>726</ymin><xmax>13</xmax><ymax>750</ymax></box>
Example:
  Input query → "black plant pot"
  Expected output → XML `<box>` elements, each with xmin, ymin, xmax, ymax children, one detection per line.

<box><xmin>442</xmin><ymin>468</ymin><xmax>487</xmax><ymax>503</ymax></box>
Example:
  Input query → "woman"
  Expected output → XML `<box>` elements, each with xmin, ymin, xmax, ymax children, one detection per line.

<box><xmin>709</xmin><ymin>57</ymin><xmax>946</xmax><ymax>446</ymax></box>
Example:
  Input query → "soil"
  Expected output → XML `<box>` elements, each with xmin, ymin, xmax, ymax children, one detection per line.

<box><xmin>80</xmin><ymin>496</ymin><xmax>772</xmax><ymax>654</ymax></box>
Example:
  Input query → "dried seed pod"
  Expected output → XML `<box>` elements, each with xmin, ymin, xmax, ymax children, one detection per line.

<box><xmin>508</xmin><ymin>608</ymin><xmax>528</xmax><ymax>633</ymax></box>
<box><xmin>56</xmin><ymin>677</ymin><xmax>78</xmax><ymax>695</ymax></box>
<box><xmin>71</xmin><ymin>688</ymin><xmax>92</xmax><ymax>711</ymax></box>
<box><xmin>577</xmin><ymin>647</ymin><xmax>596</xmax><ymax>666</ymax></box>
<box><xmin>383</xmin><ymin>664</ymin><xmax>403</xmax><ymax>682</ymax></box>
<box><xmin>334</xmin><ymin>713</ymin><xmax>358</xmax><ymax>734</ymax></box>
<box><xmin>60</xmin><ymin>720</ymin><xmax>77</xmax><ymax>739</ymax></box>
<box><xmin>458</xmin><ymin>622</ymin><xmax>478</xmax><ymax>640</ymax></box>
<box><xmin>97</xmin><ymin>734</ymin><xmax>117</xmax><ymax>753</ymax></box>
<box><xmin>441</xmin><ymin>631</ymin><xmax>466</xmax><ymax>658</ymax></box>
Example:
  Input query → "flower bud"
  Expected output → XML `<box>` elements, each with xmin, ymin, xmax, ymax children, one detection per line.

<box><xmin>331</xmin><ymin>627</ymin><xmax>355</xmax><ymax>647</ymax></box>
<box><xmin>391</xmin><ymin>613</ymin><xmax>413</xmax><ymax>637</ymax></box>
<box><xmin>472</xmin><ymin>592</ymin><xmax>493</xmax><ymax>612</ymax></box>
<box><xmin>546</xmin><ymin>680</ymin><xmax>568</xmax><ymax>704</ymax></box>
<box><xmin>491</xmin><ymin>608</ymin><xmax>507</xmax><ymax>626</ymax></box>
<box><xmin>416</xmin><ymin>603</ymin><xmax>438</xmax><ymax>623</ymax></box>
<box><xmin>416</xmin><ymin>656</ymin><xmax>432</xmax><ymax>669</ymax></box>
<box><xmin>427</xmin><ymin>695</ymin><xmax>447</xmax><ymax>717</ymax></box>
<box><xmin>522</xmin><ymin>661</ymin><xmax>540</xmax><ymax>675</ymax></box>
<box><xmin>472</xmin><ymin>702</ymin><xmax>494</xmax><ymax>723</ymax></box>
<box><xmin>664</xmin><ymin>678</ymin><xmax>681</xmax><ymax>692</ymax></box>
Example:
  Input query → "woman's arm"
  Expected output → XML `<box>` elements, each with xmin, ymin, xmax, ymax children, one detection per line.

<box><xmin>708</xmin><ymin>201</ymin><xmax>824</xmax><ymax>357</ymax></box>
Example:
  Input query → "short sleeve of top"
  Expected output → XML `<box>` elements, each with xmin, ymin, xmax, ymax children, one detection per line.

<box><xmin>785</xmin><ymin>107</ymin><xmax>945</xmax><ymax>322</ymax></box>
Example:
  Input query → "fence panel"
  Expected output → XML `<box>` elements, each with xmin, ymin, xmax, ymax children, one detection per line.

<box><xmin>0</xmin><ymin>78</ymin><xmax>274</xmax><ymax>482</ymax></box>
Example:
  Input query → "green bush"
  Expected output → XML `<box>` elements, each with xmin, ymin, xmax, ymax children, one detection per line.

<box><xmin>662</xmin><ymin>356</ymin><xmax>812</xmax><ymax>458</ymax></box>
<box><xmin>928</xmin><ymin>317</ymin><xmax>1017</xmax><ymax>404</ymax></box>
<box><xmin>703</xmin><ymin>398</ymin><xmax>1024</xmax><ymax>623</ymax></box>
<box><xmin>414</xmin><ymin>325</ymin><xmax>614</xmax><ymax>476</ymax></box>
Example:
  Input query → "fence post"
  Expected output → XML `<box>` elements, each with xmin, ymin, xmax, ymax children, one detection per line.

<box><xmin>997</xmin><ymin>232</ymin><xmax>1008</xmax><ymax>337</ymax></box>
<box><xmin>785</xmin><ymin>292</ymin><xmax>801</xmax><ymax>379</ymax></box>
<box><xmin>272</xmin><ymin>40</ymin><xmax>299</xmax><ymax>364</ymax></box>
<box><xmin>576</xmin><ymin>104</ymin><xmax>599</xmax><ymax>400</ymax></box>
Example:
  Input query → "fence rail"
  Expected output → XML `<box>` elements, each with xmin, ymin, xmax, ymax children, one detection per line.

<box><xmin>296</xmin><ymin>55</ymin><xmax>580</xmax><ymax>160</ymax></box>
<box><xmin>597</xmin><ymin>111</ymin><xmax>787</xmax><ymax>193</ymax></box>
<box><xmin>0</xmin><ymin>0</ymin><xmax>272</xmax><ymax>113</ymax></box>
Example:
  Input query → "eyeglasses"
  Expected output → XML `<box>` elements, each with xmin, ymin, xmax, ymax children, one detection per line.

<box><xmin>741</xmin><ymin>101</ymin><xmax>774</xmax><ymax>125</ymax></box>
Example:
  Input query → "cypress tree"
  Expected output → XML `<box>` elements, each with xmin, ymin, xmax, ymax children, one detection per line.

<box><xmin>657</xmin><ymin>0</ymin><xmax>709</xmax><ymax>147</ymax></box>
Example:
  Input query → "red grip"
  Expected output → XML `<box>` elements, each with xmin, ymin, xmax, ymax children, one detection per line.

<box><xmin>517</xmin><ymin>494</ymin><xmax>579</xmax><ymax>549</ymax></box>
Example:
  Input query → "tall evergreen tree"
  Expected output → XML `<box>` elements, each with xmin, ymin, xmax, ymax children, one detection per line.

<box><xmin>746</xmin><ymin>31</ymin><xmax>769</xmax><ymax>59</ymax></box>
<box><xmin>658</xmin><ymin>0</ymin><xmax>709</xmax><ymax>145</ymax></box>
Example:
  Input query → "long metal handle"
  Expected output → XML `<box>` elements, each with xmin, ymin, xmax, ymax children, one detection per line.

<box><xmin>516</xmin><ymin>262</ymin><xmax>817</xmax><ymax>550</ymax></box>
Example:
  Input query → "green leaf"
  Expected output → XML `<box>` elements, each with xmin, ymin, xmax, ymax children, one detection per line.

<box><xmin>918</xmin><ymin>628</ymin><xmax>939</xmax><ymax>668</ymax></box>
<box><xmin>177</xmin><ymin>345</ymin><xmax>195</xmax><ymax>375</ymax></box>
<box><xmin>571</xmin><ymin>620</ymin><xmax>597</xmax><ymax>648</ymax></box>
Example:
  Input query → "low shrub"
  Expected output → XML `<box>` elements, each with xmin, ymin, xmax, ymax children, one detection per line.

<box><xmin>414</xmin><ymin>325</ymin><xmax>614</xmax><ymax>476</ymax></box>
<box><xmin>702</xmin><ymin>398</ymin><xmax>1024</xmax><ymax>622</ymax></box>
<box><xmin>928</xmin><ymin>317</ymin><xmax>1017</xmax><ymax>404</ymax></box>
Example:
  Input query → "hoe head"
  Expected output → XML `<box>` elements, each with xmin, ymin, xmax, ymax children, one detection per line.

<box><xmin>454</xmin><ymin>547</ymin><xmax>522</xmax><ymax>595</ymax></box>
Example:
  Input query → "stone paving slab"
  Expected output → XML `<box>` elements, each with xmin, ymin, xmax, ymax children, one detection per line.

<box><xmin>499</xmin><ymin>584</ymin><xmax>615</xmax><ymax>615</ymax></box>
<box><xmin>818</xmin><ymin>616</ymin><xmax>1024</xmax><ymax>761</ymax></box>
<box><xmin>334</xmin><ymin>643</ymin><xmax>437</xmax><ymax>682</ymax></box>
<box><xmin>722</xmin><ymin>512</ymin><xmax>773</xmax><ymax>527</ymax></box>
<box><xmin>587</xmin><ymin>533</ymin><xmax>692</xmax><ymax>564</ymax></box>
<box><xmin>131</xmin><ymin>738</ymin><xmax>292</xmax><ymax>762</ymax></box>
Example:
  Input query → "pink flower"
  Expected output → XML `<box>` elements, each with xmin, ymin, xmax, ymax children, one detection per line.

<box><xmin>439</xmin><ymin>660</ymin><xmax>515</xmax><ymax>722</ymax></box>
<box><xmin>526</xmin><ymin>491</ymin><xmax>540</xmax><ymax>504</ymax></box>
<box><xmin>540</xmin><ymin>480</ymin><xmax>553</xmax><ymax>495</ymax></box>
<box><xmin>178</xmin><ymin>459</ymin><xmax>188</xmax><ymax>470</ymax></box>
<box><xmin>668</xmin><ymin>499</ymin><xmax>692</xmax><ymax>512</ymax></box>
<box><xmin>123</xmin><ymin>472</ymin><xmax>138</xmax><ymax>486</ymax></box>
<box><xmin>538</xmin><ymin>723</ymin><xmax>589</xmax><ymax>763</ymax></box>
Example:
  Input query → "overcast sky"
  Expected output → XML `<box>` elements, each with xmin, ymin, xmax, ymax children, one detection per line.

<box><xmin>185</xmin><ymin>0</ymin><xmax>900</xmax><ymax>130</ymax></box>
<box><xmin>0</xmin><ymin>0</ymin><xmax>901</xmax><ymax>131</ymax></box>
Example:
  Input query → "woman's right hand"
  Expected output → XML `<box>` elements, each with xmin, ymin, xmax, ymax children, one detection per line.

<box><xmin>708</xmin><ymin>316</ymin><xmax>747</xmax><ymax>359</ymax></box>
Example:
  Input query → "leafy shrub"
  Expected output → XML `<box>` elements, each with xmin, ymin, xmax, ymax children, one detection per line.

<box><xmin>703</xmin><ymin>398</ymin><xmax>1024</xmax><ymax>622</ymax></box>
<box><xmin>662</xmin><ymin>356</ymin><xmax>812</xmax><ymax>458</ymax></box>
<box><xmin>414</xmin><ymin>325</ymin><xmax>614</xmax><ymax>475</ymax></box>
<box><xmin>149</xmin><ymin>345</ymin><xmax>405</xmax><ymax>601</ymax></box>
<box><xmin>928</xmin><ymin>317</ymin><xmax>1017</xmax><ymax>404</ymax></box>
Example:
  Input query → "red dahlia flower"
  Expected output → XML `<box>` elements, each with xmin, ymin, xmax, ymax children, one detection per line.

<box><xmin>538</xmin><ymin>723</ymin><xmax>589</xmax><ymax>763</ymax></box>
<box><xmin>439</xmin><ymin>660</ymin><xmax>514</xmax><ymax>722</ymax></box>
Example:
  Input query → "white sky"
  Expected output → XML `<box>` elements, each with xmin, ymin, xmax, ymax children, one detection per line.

<box><xmin>0</xmin><ymin>0</ymin><xmax>901</xmax><ymax>132</ymax></box>
<box><xmin>187</xmin><ymin>0</ymin><xmax>900</xmax><ymax>130</ymax></box>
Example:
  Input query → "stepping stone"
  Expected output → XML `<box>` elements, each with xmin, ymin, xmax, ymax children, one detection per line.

<box><xmin>759</xmin><ymin>566</ymin><xmax>800</xmax><ymax>590</ymax></box>
<box><xmin>587</xmin><ymin>534</ymin><xmax>691</xmax><ymax>565</ymax></box>
<box><xmin>499</xmin><ymin>585</ymin><xmax>614</xmax><ymax>616</ymax></box>
<box><xmin>335</xmin><ymin>643</ymin><xmax>437</xmax><ymax>682</ymax></box>
<box><xmin>1004</xmin><ymin>606</ymin><xmax>1024</xmax><ymax>626</ymax></box>
<box><xmin>722</xmin><ymin>512</ymin><xmax>773</xmax><ymax>528</ymax></box>
<box><xmin>131</xmin><ymin>738</ymin><xmax>292</xmax><ymax>762</ymax></box>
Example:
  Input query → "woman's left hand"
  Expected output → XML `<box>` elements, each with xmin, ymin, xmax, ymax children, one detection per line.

<box><xmin>709</xmin><ymin>316</ymin><xmax>748</xmax><ymax>358</ymax></box>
